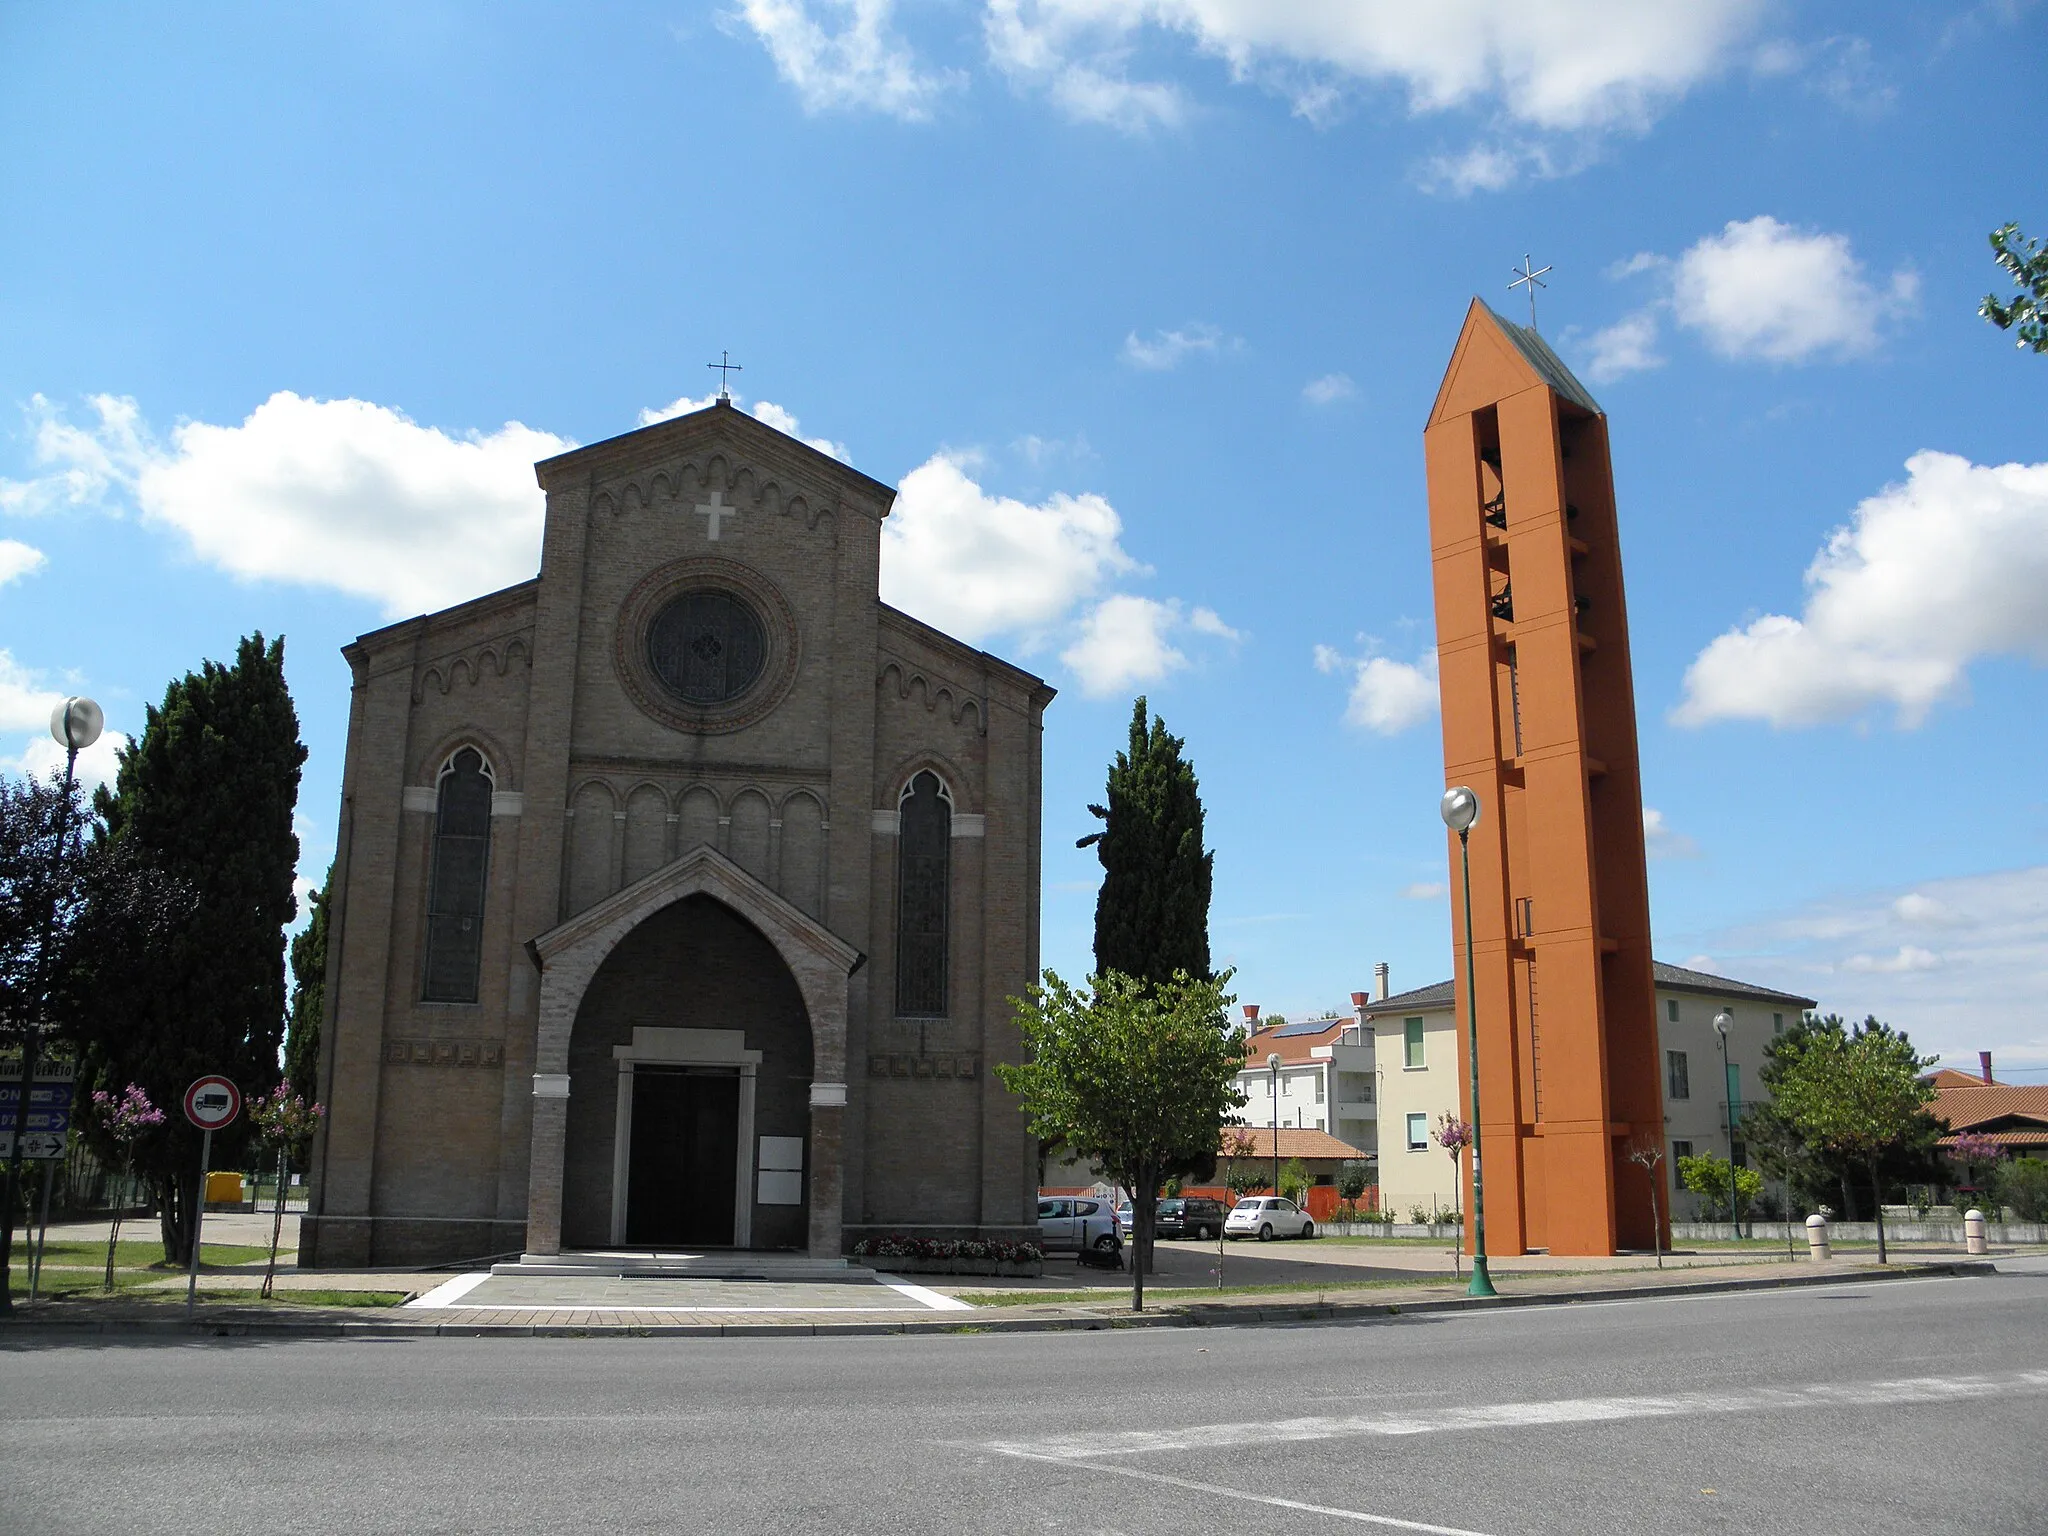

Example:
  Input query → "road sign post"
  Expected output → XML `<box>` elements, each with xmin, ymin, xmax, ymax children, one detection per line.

<box><xmin>182</xmin><ymin>1076</ymin><xmax>242</xmax><ymax>1317</ymax></box>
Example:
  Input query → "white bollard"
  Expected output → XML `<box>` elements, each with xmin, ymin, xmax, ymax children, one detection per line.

<box><xmin>1964</xmin><ymin>1208</ymin><xmax>1987</xmax><ymax>1255</ymax></box>
<box><xmin>1806</xmin><ymin>1213</ymin><xmax>1831</xmax><ymax>1261</ymax></box>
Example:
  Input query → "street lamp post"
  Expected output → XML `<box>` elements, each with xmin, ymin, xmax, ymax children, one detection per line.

<box><xmin>1713</xmin><ymin>1010</ymin><xmax>1740</xmax><ymax>1242</ymax></box>
<box><xmin>0</xmin><ymin>698</ymin><xmax>102</xmax><ymax>1317</ymax></box>
<box><xmin>1439</xmin><ymin>786</ymin><xmax>1496</xmax><ymax>1299</ymax></box>
<box><xmin>1267</xmin><ymin>1052</ymin><xmax>1281</xmax><ymax>1198</ymax></box>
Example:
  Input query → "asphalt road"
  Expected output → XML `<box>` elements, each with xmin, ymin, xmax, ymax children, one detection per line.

<box><xmin>4</xmin><ymin>1260</ymin><xmax>2044</xmax><ymax>1536</ymax></box>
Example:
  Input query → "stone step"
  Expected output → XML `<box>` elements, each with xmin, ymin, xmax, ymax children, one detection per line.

<box><xmin>491</xmin><ymin>1249</ymin><xmax>864</xmax><ymax>1282</ymax></box>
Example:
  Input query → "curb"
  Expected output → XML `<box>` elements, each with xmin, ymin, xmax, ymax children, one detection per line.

<box><xmin>0</xmin><ymin>1260</ymin><xmax>1996</xmax><ymax>1342</ymax></box>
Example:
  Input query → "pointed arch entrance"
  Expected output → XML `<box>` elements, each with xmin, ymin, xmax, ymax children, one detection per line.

<box><xmin>523</xmin><ymin>846</ymin><xmax>860</xmax><ymax>1257</ymax></box>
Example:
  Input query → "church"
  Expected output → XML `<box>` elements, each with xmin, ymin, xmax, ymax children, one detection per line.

<box><xmin>300</xmin><ymin>397</ymin><xmax>1055</xmax><ymax>1268</ymax></box>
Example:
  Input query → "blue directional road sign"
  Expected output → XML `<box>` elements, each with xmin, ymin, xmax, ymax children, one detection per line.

<box><xmin>0</xmin><ymin>1057</ymin><xmax>75</xmax><ymax>1160</ymax></box>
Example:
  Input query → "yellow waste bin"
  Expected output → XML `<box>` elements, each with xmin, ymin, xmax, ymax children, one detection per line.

<box><xmin>205</xmin><ymin>1171</ymin><xmax>244</xmax><ymax>1204</ymax></box>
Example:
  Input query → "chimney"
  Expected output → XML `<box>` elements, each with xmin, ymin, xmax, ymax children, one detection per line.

<box><xmin>1374</xmin><ymin>961</ymin><xmax>1390</xmax><ymax>1002</ymax></box>
<box><xmin>1350</xmin><ymin>990</ymin><xmax>1368</xmax><ymax>1020</ymax></box>
<box><xmin>1244</xmin><ymin>1004</ymin><xmax>1261</xmax><ymax>1027</ymax></box>
<box><xmin>1980</xmin><ymin>1050</ymin><xmax>1994</xmax><ymax>1085</ymax></box>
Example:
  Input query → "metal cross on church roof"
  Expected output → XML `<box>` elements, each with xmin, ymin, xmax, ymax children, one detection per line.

<box><xmin>707</xmin><ymin>350</ymin><xmax>743</xmax><ymax>399</ymax></box>
<box><xmin>1509</xmin><ymin>255</ymin><xmax>1552</xmax><ymax>330</ymax></box>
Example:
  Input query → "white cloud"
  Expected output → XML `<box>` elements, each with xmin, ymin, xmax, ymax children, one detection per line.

<box><xmin>1187</xmin><ymin>606</ymin><xmax>1241</xmax><ymax>640</ymax></box>
<box><xmin>1671</xmin><ymin>215</ymin><xmax>1917</xmax><ymax>363</ymax></box>
<box><xmin>1121</xmin><ymin>323</ymin><xmax>1231</xmax><ymax>370</ymax></box>
<box><xmin>1583</xmin><ymin>216</ymin><xmax>1914</xmax><ymax>379</ymax></box>
<box><xmin>1891</xmin><ymin>892</ymin><xmax>1959</xmax><ymax>926</ymax></box>
<box><xmin>1315</xmin><ymin>642</ymin><xmax>1438</xmax><ymax>734</ymax></box>
<box><xmin>0</xmin><ymin>540</ymin><xmax>45</xmax><ymax>586</ymax></box>
<box><xmin>1060</xmin><ymin>594</ymin><xmax>1189</xmax><ymax>696</ymax></box>
<box><xmin>1642</xmin><ymin>806</ymin><xmax>1699</xmax><ymax>859</ymax></box>
<box><xmin>1585</xmin><ymin>310</ymin><xmax>1663</xmax><ymax>382</ymax></box>
<box><xmin>878</xmin><ymin>452</ymin><xmax>1139</xmax><ymax>643</ymax></box>
<box><xmin>0</xmin><ymin>392</ymin><xmax>573</xmax><ymax>619</ymax></box>
<box><xmin>1055</xmin><ymin>594</ymin><xmax>1232</xmax><ymax>697</ymax></box>
<box><xmin>983</xmin><ymin>0</ymin><xmax>1765</xmax><ymax>134</ymax></box>
<box><xmin>1684</xmin><ymin>866</ymin><xmax>2048</xmax><ymax>1072</ymax></box>
<box><xmin>1413</xmin><ymin>137</ymin><xmax>1577</xmax><ymax>196</ymax></box>
<box><xmin>730</xmin><ymin>0</ymin><xmax>961</xmax><ymax>121</ymax></box>
<box><xmin>1675</xmin><ymin>452</ymin><xmax>2048</xmax><ymax>728</ymax></box>
<box><xmin>1400</xmin><ymin>881</ymin><xmax>1448</xmax><ymax>900</ymax></box>
<box><xmin>1301</xmin><ymin>372</ymin><xmax>1357</xmax><ymax>406</ymax></box>
<box><xmin>1843</xmin><ymin>945</ymin><xmax>1941</xmax><ymax>974</ymax></box>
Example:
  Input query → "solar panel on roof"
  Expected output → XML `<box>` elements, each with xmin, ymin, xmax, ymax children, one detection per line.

<box><xmin>1272</xmin><ymin>1019</ymin><xmax>1342</xmax><ymax>1037</ymax></box>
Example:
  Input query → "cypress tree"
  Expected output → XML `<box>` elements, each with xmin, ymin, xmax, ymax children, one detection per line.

<box><xmin>284</xmin><ymin>865</ymin><xmax>330</xmax><ymax>1102</ymax></box>
<box><xmin>83</xmin><ymin>633</ymin><xmax>305</xmax><ymax>1263</ymax></box>
<box><xmin>1077</xmin><ymin>696</ymin><xmax>1213</xmax><ymax>985</ymax></box>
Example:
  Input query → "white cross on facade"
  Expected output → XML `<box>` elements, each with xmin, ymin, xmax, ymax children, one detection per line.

<box><xmin>695</xmin><ymin>489</ymin><xmax>739</xmax><ymax>541</ymax></box>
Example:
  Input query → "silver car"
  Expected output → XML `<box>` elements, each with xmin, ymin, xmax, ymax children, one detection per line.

<box><xmin>1224</xmin><ymin>1196</ymin><xmax>1315</xmax><ymax>1241</ymax></box>
<box><xmin>1038</xmin><ymin>1196</ymin><xmax>1122</xmax><ymax>1253</ymax></box>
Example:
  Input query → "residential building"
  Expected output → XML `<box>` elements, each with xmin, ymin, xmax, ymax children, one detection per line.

<box><xmin>1364</xmin><ymin>962</ymin><xmax>1815</xmax><ymax>1229</ymax></box>
<box><xmin>1235</xmin><ymin>999</ymin><xmax>1377</xmax><ymax>1156</ymax></box>
<box><xmin>1933</xmin><ymin>1054</ymin><xmax>2048</xmax><ymax>1161</ymax></box>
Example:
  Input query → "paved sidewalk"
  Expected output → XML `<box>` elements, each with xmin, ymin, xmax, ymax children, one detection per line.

<box><xmin>3</xmin><ymin>1253</ymin><xmax>2012</xmax><ymax>1338</ymax></box>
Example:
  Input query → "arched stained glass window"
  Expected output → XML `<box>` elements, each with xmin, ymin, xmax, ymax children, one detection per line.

<box><xmin>423</xmin><ymin>748</ymin><xmax>492</xmax><ymax>1003</ymax></box>
<box><xmin>895</xmin><ymin>771</ymin><xmax>950</xmax><ymax>1017</ymax></box>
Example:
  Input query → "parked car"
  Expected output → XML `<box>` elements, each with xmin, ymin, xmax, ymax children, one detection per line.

<box><xmin>1038</xmin><ymin>1196</ymin><xmax>1121</xmax><ymax>1252</ymax></box>
<box><xmin>1115</xmin><ymin>1202</ymin><xmax>1134</xmax><ymax>1240</ymax></box>
<box><xmin>1154</xmin><ymin>1197</ymin><xmax>1227</xmax><ymax>1240</ymax></box>
<box><xmin>1224</xmin><ymin>1196</ymin><xmax>1315</xmax><ymax>1241</ymax></box>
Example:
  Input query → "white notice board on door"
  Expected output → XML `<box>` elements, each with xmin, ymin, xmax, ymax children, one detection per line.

<box><xmin>758</xmin><ymin>1136</ymin><xmax>804</xmax><ymax>1205</ymax></box>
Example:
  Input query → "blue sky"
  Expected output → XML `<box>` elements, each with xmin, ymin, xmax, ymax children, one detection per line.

<box><xmin>2</xmin><ymin>2</ymin><xmax>2045</xmax><ymax>1076</ymax></box>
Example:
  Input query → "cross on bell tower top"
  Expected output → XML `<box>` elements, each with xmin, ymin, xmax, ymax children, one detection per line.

<box><xmin>707</xmin><ymin>350</ymin><xmax>743</xmax><ymax>400</ymax></box>
<box><xmin>1508</xmin><ymin>255</ymin><xmax>1552</xmax><ymax>331</ymax></box>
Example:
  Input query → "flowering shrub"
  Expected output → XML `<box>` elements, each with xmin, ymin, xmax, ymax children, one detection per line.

<box><xmin>88</xmin><ymin>1084</ymin><xmax>166</xmax><ymax>1291</ymax></box>
<box><xmin>851</xmin><ymin>1235</ymin><xmax>1043</xmax><ymax>1263</ymax></box>
<box><xmin>1951</xmin><ymin>1131</ymin><xmax>2003</xmax><ymax>1166</ymax></box>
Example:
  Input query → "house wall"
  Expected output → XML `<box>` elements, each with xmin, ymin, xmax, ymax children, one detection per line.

<box><xmin>1370</xmin><ymin>988</ymin><xmax>1803</xmax><ymax>1235</ymax></box>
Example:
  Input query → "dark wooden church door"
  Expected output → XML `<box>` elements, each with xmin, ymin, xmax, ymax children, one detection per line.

<box><xmin>625</xmin><ymin>1067</ymin><xmax>740</xmax><ymax>1246</ymax></box>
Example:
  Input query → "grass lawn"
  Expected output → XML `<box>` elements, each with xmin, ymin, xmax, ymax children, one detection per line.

<box><xmin>8</xmin><ymin>1239</ymin><xmax>292</xmax><ymax>1300</ymax></box>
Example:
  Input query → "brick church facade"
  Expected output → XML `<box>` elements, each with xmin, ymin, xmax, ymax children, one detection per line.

<box><xmin>301</xmin><ymin>399</ymin><xmax>1054</xmax><ymax>1267</ymax></box>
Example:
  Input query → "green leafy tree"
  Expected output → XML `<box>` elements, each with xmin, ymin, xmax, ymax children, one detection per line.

<box><xmin>1076</xmin><ymin>697</ymin><xmax>1213</xmax><ymax>986</ymax></box>
<box><xmin>1278</xmin><ymin>1156</ymin><xmax>1311</xmax><ymax>1206</ymax></box>
<box><xmin>1981</xmin><ymin>222</ymin><xmax>2048</xmax><ymax>353</ymax></box>
<box><xmin>999</xmin><ymin>968</ymin><xmax>1244</xmax><ymax>1312</ymax></box>
<box><xmin>284</xmin><ymin>865</ymin><xmax>331</xmax><ymax>1102</ymax></box>
<box><xmin>1769</xmin><ymin>1019</ymin><xmax>1938</xmax><ymax>1263</ymax></box>
<box><xmin>1751</xmin><ymin>1013</ymin><xmax>1942</xmax><ymax>1218</ymax></box>
<box><xmin>1995</xmin><ymin>1158</ymin><xmax>2048</xmax><ymax>1223</ymax></box>
<box><xmin>1677</xmin><ymin>1152</ymin><xmax>1764</xmax><ymax>1223</ymax></box>
<box><xmin>0</xmin><ymin>771</ymin><xmax>184</xmax><ymax>1313</ymax></box>
<box><xmin>76</xmin><ymin>634</ymin><xmax>306</xmax><ymax>1265</ymax></box>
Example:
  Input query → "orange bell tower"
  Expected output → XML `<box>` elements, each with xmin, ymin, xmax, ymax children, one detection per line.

<box><xmin>1424</xmin><ymin>300</ymin><xmax>1665</xmax><ymax>1257</ymax></box>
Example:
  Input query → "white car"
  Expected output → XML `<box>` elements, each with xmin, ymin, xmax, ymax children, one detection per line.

<box><xmin>1225</xmin><ymin>1196</ymin><xmax>1315</xmax><ymax>1241</ymax></box>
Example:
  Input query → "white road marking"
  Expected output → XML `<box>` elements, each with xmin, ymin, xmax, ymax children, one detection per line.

<box><xmin>406</xmin><ymin>1303</ymin><xmax>955</xmax><ymax>1314</ymax></box>
<box><xmin>876</xmin><ymin>1277</ymin><xmax>975</xmax><ymax>1311</ymax></box>
<box><xmin>407</xmin><ymin>1272</ymin><xmax>493</xmax><ymax>1308</ymax></box>
<box><xmin>982</xmin><ymin>1370</ymin><xmax>2048</xmax><ymax>1460</ymax></box>
<box><xmin>998</xmin><ymin>1451</ymin><xmax>1499</xmax><ymax>1536</ymax></box>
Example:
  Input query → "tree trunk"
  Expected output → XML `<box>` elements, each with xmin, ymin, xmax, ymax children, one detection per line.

<box><xmin>159</xmin><ymin>1164</ymin><xmax>201</xmax><ymax>1267</ymax></box>
<box><xmin>261</xmin><ymin>1146</ymin><xmax>288</xmax><ymax>1300</ymax></box>
<box><xmin>1130</xmin><ymin>1161</ymin><xmax>1156</xmax><ymax>1313</ymax></box>
<box><xmin>1870</xmin><ymin>1157</ymin><xmax>1887</xmax><ymax>1265</ymax></box>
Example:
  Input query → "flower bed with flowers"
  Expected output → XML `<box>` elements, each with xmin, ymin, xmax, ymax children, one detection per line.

<box><xmin>850</xmin><ymin>1236</ymin><xmax>1043</xmax><ymax>1276</ymax></box>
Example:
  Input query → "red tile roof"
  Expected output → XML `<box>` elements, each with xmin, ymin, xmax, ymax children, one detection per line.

<box><xmin>1932</xmin><ymin>1082</ymin><xmax>2048</xmax><ymax>1146</ymax></box>
<box><xmin>1220</xmin><ymin>1126</ymin><xmax>1368</xmax><ymax>1161</ymax></box>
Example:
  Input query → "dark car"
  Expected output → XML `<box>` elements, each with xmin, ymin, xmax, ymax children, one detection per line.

<box><xmin>1154</xmin><ymin>1196</ymin><xmax>1227</xmax><ymax>1240</ymax></box>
